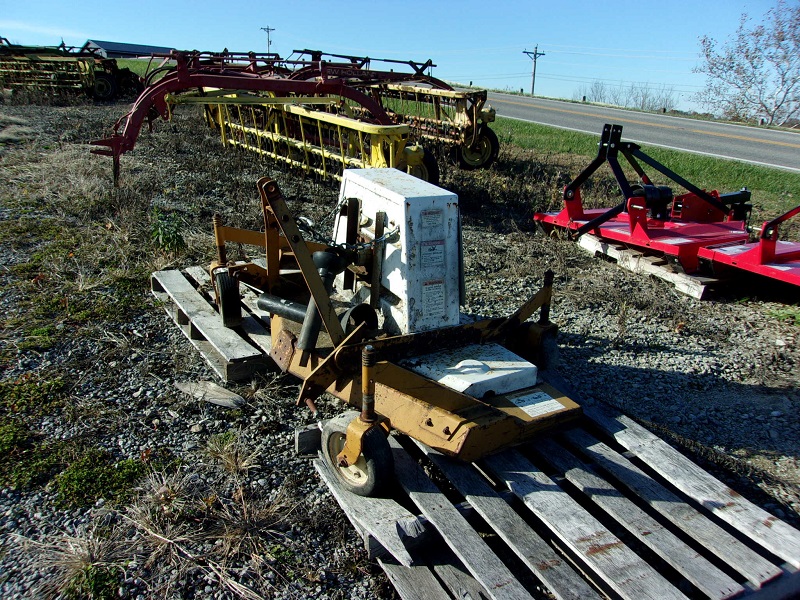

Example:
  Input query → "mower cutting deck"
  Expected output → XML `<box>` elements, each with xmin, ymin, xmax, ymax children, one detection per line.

<box><xmin>698</xmin><ymin>205</ymin><xmax>800</xmax><ymax>286</ymax></box>
<box><xmin>534</xmin><ymin>124</ymin><xmax>753</xmax><ymax>275</ymax></box>
<box><xmin>209</xmin><ymin>170</ymin><xmax>580</xmax><ymax>496</ymax></box>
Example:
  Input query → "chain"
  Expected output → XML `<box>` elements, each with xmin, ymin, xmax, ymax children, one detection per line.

<box><xmin>295</xmin><ymin>203</ymin><xmax>399</xmax><ymax>252</ymax></box>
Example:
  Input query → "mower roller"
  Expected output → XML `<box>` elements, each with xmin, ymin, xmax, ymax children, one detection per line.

<box><xmin>209</xmin><ymin>170</ymin><xmax>580</xmax><ymax>496</ymax></box>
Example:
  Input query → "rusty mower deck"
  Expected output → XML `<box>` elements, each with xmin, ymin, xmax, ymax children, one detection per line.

<box><xmin>151</xmin><ymin>172</ymin><xmax>799</xmax><ymax>597</ymax></box>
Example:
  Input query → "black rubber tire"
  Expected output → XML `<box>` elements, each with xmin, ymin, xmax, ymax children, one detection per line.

<box><xmin>215</xmin><ymin>271</ymin><xmax>242</xmax><ymax>328</ymax></box>
<box><xmin>321</xmin><ymin>411</ymin><xmax>394</xmax><ymax>497</ymax></box>
<box><xmin>459</xmin><ymin>125</ymin><xmax>499</xmax><ymax>170</ymax></box>
<box><xmin>405</xmin><ymin>148</ymin><xmax>440</xmax><ymax>185</ymax></box>
<box><xmin>92</xmin><ymin>72</ymin><xmax>118</xmax><ymax>101</ymax></box>
<box><xmin>118</xmin><ymin>70</ymin><xmax>143</xmax><ymax>100</ymax></box>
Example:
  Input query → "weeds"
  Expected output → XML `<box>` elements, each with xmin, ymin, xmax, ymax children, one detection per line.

<box><xmin>150</xmin><ymin>207</ymin><xmax>187</xmax><ymax>255</ymax></box>
<box><xmin>24</xmin><ymin>527</ymin><xmax>125</xmax><ymax>600</ymax></box>
<box><xmin>206</xmin><ymin>430</ymin><xmax>260</xmax><ymax>476</ymax></box>
<box><xmin>768</xmin><ymin>305</ymin><xmax>800</xmax><ymax>326</ymax></box>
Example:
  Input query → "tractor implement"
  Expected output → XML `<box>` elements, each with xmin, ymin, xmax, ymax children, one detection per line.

<box><xmin>697</xmin><ymin>204</ymin><xmax>800</xmax><ymax>286</ymax></box>
<box><xmin>288</xmin><ymin>49</ymin><xmax>499</xmax><ymax>169</ymax></box>
<box><xmin>208</xmin><ymin>170</ymin><xmax>579</xmax><ymax>494</ymax></box>
<box><xmin>0</xmin><ymin>36</ymin><xmax>142</xmax><ymax>101</ymax></box>
<box><xmin>91</xmin><ymin>50</ymin><xmax>437</xmax><ymax>185</ymax></box>
<box><xmin>534</xmin><ymin>123</ymin><xmax>753</xmax><ymax>276</ymax></box>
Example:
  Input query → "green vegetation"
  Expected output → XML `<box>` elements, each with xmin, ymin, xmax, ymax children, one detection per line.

<box><xmin>492</xmin><ymin>117</ymin><xmax>799</xmax><ymax>221</ymax></box>
<box><xmin>151</xmin><ymin>206</ymin><xmax>187</xmax><ymax>254</ymax></box>
<box><xmin>64</xmin><ymin>564</ymin><xmax>120</xmax><ymax>600</ymax></box>
<box><xmin>0</xmin><ymin>414</ymin><xmax>70</xmax><ymax>490</ymax></box>
<box><xmin>768</xmin><ymin>305</ymin><xmax>800</xmax><ymax>326</ymax></box>
<box><xmin>54</xmin><ymin>448</ymin><xmax>147</xmax><ymax>508</ymax></box>
<box><xmin>0</xmin><ymin>376</ymin><xmax>66</xmax><ymax>415</ymax></box>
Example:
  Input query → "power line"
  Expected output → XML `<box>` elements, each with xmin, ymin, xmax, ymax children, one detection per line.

<box><xmin>260</xmin><ymin>26</ymin><xmax>275</xmax><ymax>53</ymax></box>
<box><xmin>522</xmin><ymin>46</ymin><xmax>545</xmax><ymax>96</ymax></box>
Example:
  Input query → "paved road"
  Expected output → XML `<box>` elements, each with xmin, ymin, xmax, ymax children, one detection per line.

<box><xmin>487</xmin><ymin>93</ymin><xmax>800</xmax><ymax>173</ymax></box>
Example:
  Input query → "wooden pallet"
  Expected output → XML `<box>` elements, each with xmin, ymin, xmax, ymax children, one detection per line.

<box><xmin>578</xmin><ymin>234</ymin><xmax>720</xmax><ymax>299</ymax></box>
<box><xmin>313</xmin><ymin>402</ymin><xmax>800</xmax><ymax>600</ymax></box>
<box><xmin>151</xmin><ymin>267</ymin><xmax>274</xmax><ymax>381</ymax></box>
<box><xmin>152</xmin><ymin>267</ymin><xmax>800</xmax><ymax>598</ymax></box>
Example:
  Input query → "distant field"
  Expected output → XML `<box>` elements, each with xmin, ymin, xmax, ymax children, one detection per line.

<box><xmin>493</xmin><ymin>117</ymin><xmax>800</xmax><ymax>220</ymax></box>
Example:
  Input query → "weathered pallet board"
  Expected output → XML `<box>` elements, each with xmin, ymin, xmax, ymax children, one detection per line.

<box><xmin>317</xmin><ymin>409</ymin><xmax>800</xmax><ymax>600</ymax></box>
<box><xmin>151</xmin><ymin>269</ymin><xmax>272</xmax><ymax>381</ymax></box>
<box><xmin>577</xmin><ymin>233</ymin><xmax>720</xmax><ymax>299</ymax></box>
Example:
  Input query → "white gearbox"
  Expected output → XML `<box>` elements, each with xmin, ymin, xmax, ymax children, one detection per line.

<box><xmin>332</xmin><ymin>169</ymin><xmax>463</xmax><ymax>335</ymax></box>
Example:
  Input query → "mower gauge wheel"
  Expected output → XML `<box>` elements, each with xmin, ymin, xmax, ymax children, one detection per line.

<box><xmin>215</xmin><ymin>271</ymin><xmax>243</xmax><ymax>328</ymax></box>
<box><xmin>322</xmin><ymin>412</ymin><xmax>393</xmax><ymax>497</ymax></box>
<box><xmin>403</xmin><ymin>149</ymin><xmax>440</xmax><ymax>186</ymax></box>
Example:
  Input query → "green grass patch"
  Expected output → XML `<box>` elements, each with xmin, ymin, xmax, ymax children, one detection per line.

<box><xmin>54</xmin><ymin>447</ymin><xmax>148</xmax><ymax>508</ymax></box>
<box><xmin>0</xmin><ymin>376</ymin><xmax>67</xmax><ymax>415</ymax></box>
<box><xmin>64</xmin><ymin>564</ymin><xmax>121</xmax><ymax>600</ymax></box>
<box><xmin>0</xmin><ymin>417</ymin><xmax>71</xmax><ymax>489</ymax></box>
<box><xmin>492</xmin><ymin>117</ymin><xmax>799</xmax><ymax>221</ymax></box>
<box><xmin>767</xmin><ymin>305</ymin><xmax>800</xmax><ymax>326</ymax></box>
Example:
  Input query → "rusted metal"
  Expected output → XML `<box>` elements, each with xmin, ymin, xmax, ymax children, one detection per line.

<box><xmin>210</xmin><ymin>176</ymin><xmax>581</xmax><ymax>465</ymax></box>
<box><xmin>360</xmin><ymin>345</ymin><xmax>377</xmax><ymax>423</ymax></box>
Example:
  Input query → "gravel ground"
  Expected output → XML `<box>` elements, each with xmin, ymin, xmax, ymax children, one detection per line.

<box><xmin>0</xmin><ymin>101</ymin><xmax>798</xmax><ymax>599</ymax></box>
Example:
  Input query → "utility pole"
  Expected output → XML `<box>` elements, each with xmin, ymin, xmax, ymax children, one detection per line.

<box><xmin>260</xmin><ymin>26</ymin><xmax>275</xmax><ymax>53</ymax></box>
<box><xmin>522</xmin><ymin>46</ymin><xmax>545</xmax><ymax>96</ymax></box>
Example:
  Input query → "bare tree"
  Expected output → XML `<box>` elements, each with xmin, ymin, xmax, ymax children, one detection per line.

<box><xmin>575</xmin><ymin>80</ymin><xmax>676</xmax><ymax>112</ymax></box>
<box><xmin>694</xmin><ymin>0</ymin><xmax>800</xmax><ymax>125</ymax></box>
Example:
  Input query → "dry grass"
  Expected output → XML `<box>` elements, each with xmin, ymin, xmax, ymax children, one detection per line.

<box><xmin>206</xmin><ymin>430</ymin><xmax>262</xmax><ymax>476</ymax></box>
<box><xmin>21</xmin><ymin>526</ymin><xmax>126</xmax><ymax>599</ymax></box>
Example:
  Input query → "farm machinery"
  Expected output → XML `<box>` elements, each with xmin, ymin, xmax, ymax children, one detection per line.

<box><xmin>92</xmin><ymin>50</ymin><xmax>436</xmax><ymax>185</ymax></box>
<box><xmin>0</xmin><ymin>36</ymin><xmax>142</xmax><ymax>101</ymax></box>
<box><xmin>287</xmin><ymin>49</ymin><xmax>499</xmax><ymax>169</ymax></box>
<box><xmin>534</xmin><ymin>123</ymin><xmax>800</xmax><ymax>289</ymax></box>
<box><xmin>92</xmin><ymin>48</ymin><xmax>498</xmax><ymax>185</ymax></box>
<box><xmin>207</xmin><ymin>169</ymin><xmax>579</xmax><ymax>495</ymax></box>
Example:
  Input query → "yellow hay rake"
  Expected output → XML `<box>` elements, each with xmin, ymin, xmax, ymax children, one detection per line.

<box><xmin>170</xmin><ymin>91</ymin><xmax>439</xmax><ymax>183</ymax></box>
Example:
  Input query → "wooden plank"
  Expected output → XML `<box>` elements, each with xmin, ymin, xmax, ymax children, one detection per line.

<box><xmin>534</xmin><ymin>437</ymin><xmax>745</xmax><ymax>599</ymax></box>
<box><xmin>418</xmin><ymin>444</ymin><xmax>600</xmax><ymax>600</ymax></box>
<box><xmin>577</xmin><ymin>234</ymin><xmax>711</xmax><ymax>299</ymax></box>
<box><xmin>152</xmin><ymin>270</ymin><xmax>256</xmax><ymax>362</ymax></box>
<box><xmin>151</xmin><ymin>271</ymin><xmax>269</xmax><ymax>381</ymax></box>
<box><xmin>313</xmin><ymin>458</ymin><xmax>423</xmax><ymax>567</ymax></box>
<box><xmin>482</xmin><ymin>449</ymin><xmax>688</xmax><ymax>600</ymax></box>
<box><xmin>377</xmin><ymin>556</ymin><xmax>453</xmax><ymax>600</ymax></box>
<box><xmin>431</xmin><ymin>549</ymin><xmax>492</xmax><ymax>600</ymax></box>
<box><xmin>388</xmin><ymin>437</ymin><xmax>534</xmax><ymax>600</ymax></box>
<box><xmin>152</xmin><ymin>287</ymin><xmax>260</xmax><ymax>381</ymax></box>
<box><xmin>584</xmin><ymin>404</ymin><xmax>800</xmax><ymax>571</ymax></box>
<box><xmin>562</xmin><ymin>426</ymin><xmax>784</xmax><ymax>587</ymax></box>
<box><xmin>183</xmin><ymin>265</ymin><xmax>273</xmax><ymax>354</ymax></box>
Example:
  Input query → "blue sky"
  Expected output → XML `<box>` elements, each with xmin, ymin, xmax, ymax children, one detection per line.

<box><xmin>0</xmin><ymin>0</ymin><xmax>777</xmax><ymax>111</ymax></box>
